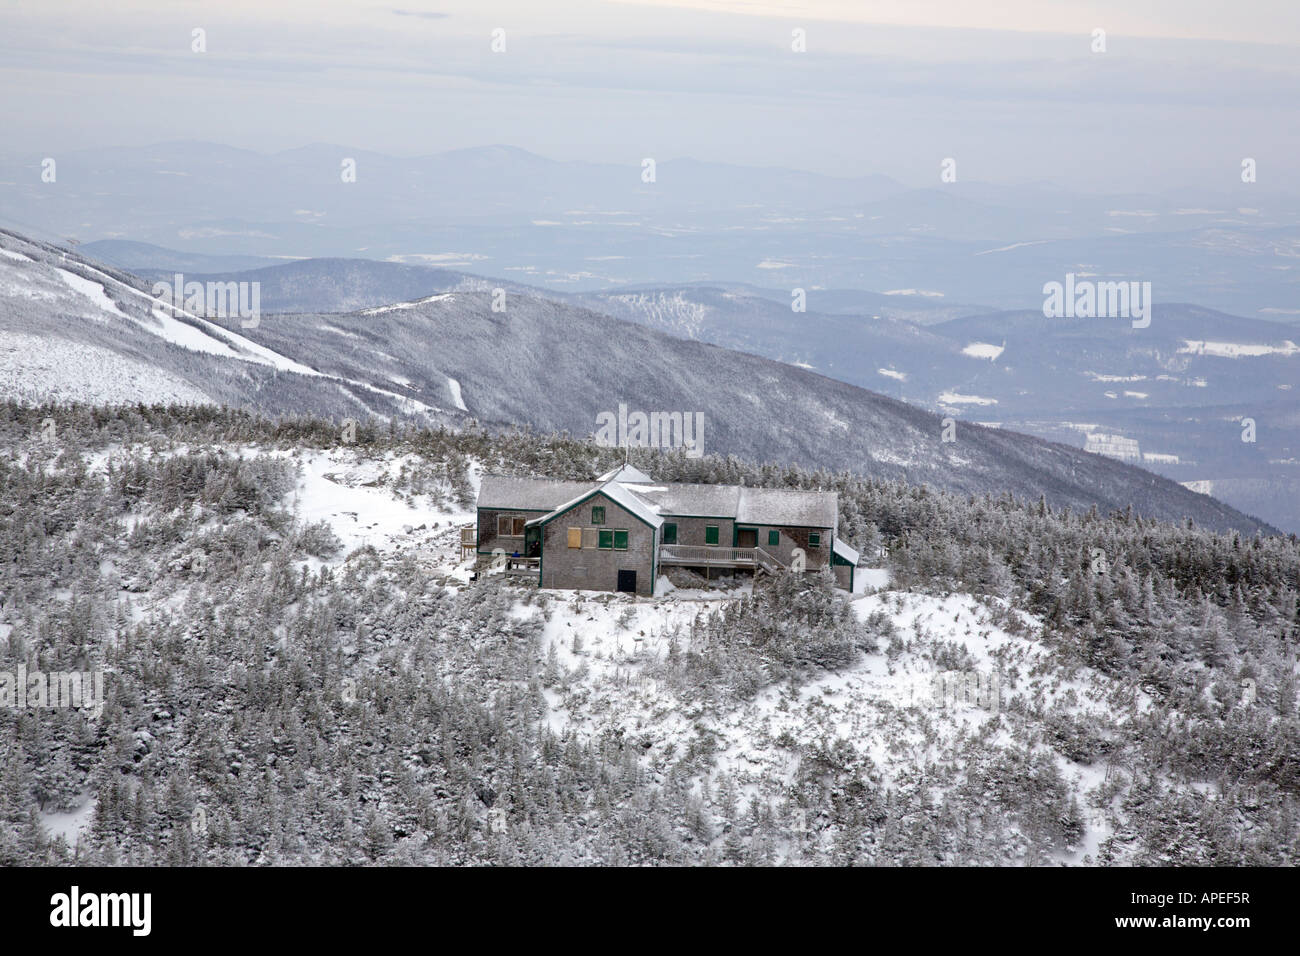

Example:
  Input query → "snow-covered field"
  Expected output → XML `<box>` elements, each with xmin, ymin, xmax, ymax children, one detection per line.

<box><xmin>961</xmin><ymin>342</ymin><xmax>1004</xmax><ymax>361</ymax></box>
<box><xmin>183</xmin><ymin>450</ymin><xmax>1124</xmax><ymax>864</ymax></box>
<box><xmin>1178</xmin><ymin>339</ymin><xmax>1300</xmax><ymax>358</ymax></box>
<box><xmin>288</xmin><ymin>447</ymin><xmax>477</xmax><ymax>558</ymax></box>
<box><xmin>56</xmin><ymin>268</ymin><xmax>131</xmax><ymax>320</ymax></box>
<box><xmin>22</xmin><ymin>432</ymin><xmax>1281</xmax><ymax>866</ymax></box>
<box><xmin>446</xmin><ymin>377</ymin><xmax>468</xmax><ymax>411</ymax></box>
<box><xmin>361</xmin><ymin>293</ymin><xmax>456</xmax><ymax>316</ymax></box>
<box><xmin>508</xmin><ymin>577</ymin><xmax>1131</xmax><ymax>864</ymax></box>
<box><xmin>0</xmin><ymin>330</ymin><xmax>211</xmax><ymax>405</ymax></box>
<box><xmin>939</xmin><ymin>390</ymin><xmax>998</xmax><ymax>406</ymax></box>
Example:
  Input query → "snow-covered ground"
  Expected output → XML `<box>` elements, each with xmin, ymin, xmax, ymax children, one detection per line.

<box><xmin>1178</xmin><ymin>339</ymin><xmax>1300</xmax><ymax>358</ymax></box>
<box><xmin>39</xmin><ymin>440</ymin><xmax>1143</xmax><ymax>863</ymax></box>
<box><xmin>287</xmin><ymin>447</ymin><xmax>476</xmax><ymax>558</ymax></box>
<box><xmin>146</xmin><ymin>308</ymin><xmax>245</xmax><ymax>359</ymax></box>
<box><xmin>41</xmin><ymin>797</ymin><xmax>97</xmax><ymax>849</ymax></box>
<box><xmin>961</xmin><ymin>342</ymin><xmax>1004</xmax><ymax>361</ymax></box>
<box><xmin>56</xmin><ymin>268</ymin><xmax>131</xmax><ymax>320</ymax></box>
<box><xmin>518</xmin><ymin>581</ymin><xmax>1130</xmax><ymax>864</ymax></box>
<box><xmin>939</xmin><ymin>390</ymin><xmax>998</xmax><ymax>406</ymax></box>
<box><xmin>447</xmin><ymin>377</ymin><xmax>468</xmax><ymax>411</ymax></box>
<box><xmin>361</xmin><ymin>293</ymin><xmax>456</xmax><ymax>316</ymax></box>
<box><xmin>250</xmin><ymin>450</ymin><xmax>1125</xmax><ymax>864</ymax></box>
<box><xmin>0</xmin><ymin>330</ymin><xmax>211</xmax><ymax>406</ymax></box>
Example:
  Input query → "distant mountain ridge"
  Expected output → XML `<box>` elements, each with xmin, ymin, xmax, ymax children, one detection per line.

<box><xmin>0</xmin><ymin>227</ymin><xmax>1279</xmax><ymax>536</ymax></box>
<box><xmin>35</xmin><ymin>243</ymin><xmax>1299</xmax><ymax>532</ymax></box>
<box><xmin>78</xmin><ymin>240</ymin><xmax>279</xmax><ymax>274</ymax></box>
<box><xmin>4</xmin><ymin>141</ymin><xmax>1300</xmax><ymax>316</ymax></box>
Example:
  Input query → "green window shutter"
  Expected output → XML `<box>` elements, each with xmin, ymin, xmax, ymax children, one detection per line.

<box><xmin>592</xmin><ymin>506</ymin><xmax>605</xmax><ymax>525</ymax></box>
<box><xmin>613</xmin><ymin>529</ymin><xmax>629</xmax><ymax>550</ymax></box>
<box><xmin>598</xmin><ymin>529</ymin><xmax>613</xmax><ymax>549</ymax></box>
<box><xmin>662</xmin><ymin>523</ymin><xmax>677</xmax><ymax>544</ymax></box>
<box><xmin>768</xmin><ymin>530</ymin><xmax>780</xmax><ymax>546</ymax></box>
<box><xmin>809</xmin><ymin>532</ymin><xmax>821</xmax><ymax>547</ymax></box>
<box><xmin>705</xmin><ymin>525</ymin><xmax>719</xmax><ymax>545</ymax></box>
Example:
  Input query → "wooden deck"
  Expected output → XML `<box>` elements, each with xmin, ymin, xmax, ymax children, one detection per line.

<box><xmin>658</xmin><ymin>544</ymin><xmax>786</xmax><ymax>573</ymax></box>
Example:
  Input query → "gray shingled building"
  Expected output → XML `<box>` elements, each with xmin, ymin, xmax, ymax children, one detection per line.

<box><xmin>474</xmin><ymin>465</ymin><xmax>860</xmax><ymax>596</ymax></box>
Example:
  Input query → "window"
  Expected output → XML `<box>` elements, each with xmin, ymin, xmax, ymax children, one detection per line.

<box><xmin>768</xmin><ymin>530</ymin><xmax>780</xmax><ymax>546</ymax></box>
<box><xmin>662</xmin><ymin>523</ymin><xmax>677</xmax><ymax>544</ymax></box>
<box><xmin>583</xmin><ymin>528</ymin><xmax>599</xmax><ymax>549</ymax></box>
<box><xmin>705</xmin><ymin>525</ymin><xmax>719</xmax><ymax>545</ymax></box>
<box><xmin>613</xmin><ymin>530</ymin><xmax>629</xmax><ymax>550</ymax></box>
<box><xmin>592</xmin><ymin>506</ymin><xmax>606</xmax><ymax>525</ymax></box>
<box><xmin>567</xmin><ymin>527</ymin><xmax>582</xmax><ymax>549</ymax></box>
<box><xmin>809</xmin><ymin>532</ymin><xmax>821</xmax><ymax>547</ymax></box>
<box><xmin>497</xmin><ymin>515</ymin><xmax>525</xmax><ymax>536</ymax></box>
<box><xmin>598</xmin><ymin>529</ymin><xmax>613</xmax><ymax>550</ymax></box>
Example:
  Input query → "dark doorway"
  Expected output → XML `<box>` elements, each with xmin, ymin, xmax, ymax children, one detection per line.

<box><xmin>617</xmin><ymin>570</ymin><xmax>637</xmax><ymax>593</ymax></box>
<box><xmin>736</xmin><ymin>528</ymin><xmax>757</xmax><ymax>548</ymax></box>
<box><xmin>524</xmin><ymin>526</ymin><xmax>541</xmax><ymax>558</ymax></box>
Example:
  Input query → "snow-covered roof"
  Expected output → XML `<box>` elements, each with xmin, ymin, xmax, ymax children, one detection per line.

<box><xmin>832</xmin><ymin>536</ymin><xmax>860</xmax><ymax>566</ymax></box>
<box><xmin>597</xmin><ymin>463</ymin><xmax>653</xmax><ymax>484</ymax></box>
<box><xmin>628</xmin><ymin>482</ymin><xmax>741</xmax><ymax>518</ymax></box>
<box><xmin>599</xmin><ymin>480</ymin><xmax>664</xmax><ymax>529</ymax></box>
<box><xmin>480</xmin><ymin>475</ymin><xmax>836</xmax><ymax>531</ymax></box>
<box><xmin>625</xmin><ymin>483</ymin><xmax>836</xmax><ymax>528</ymax></box>
<box><xmin>526</xmin><ymin>478</ymin><xmax>664</xmax><ymax>530</ymax></box>
<box><xmin>736</xmin><ymin>487</ymin><xmax>838</xmax><ymax>529</ymax></box>
<box><xmin>476</xmin><ymin>475</ymin><xmax>595</xmax><ymax>512</ymax></box>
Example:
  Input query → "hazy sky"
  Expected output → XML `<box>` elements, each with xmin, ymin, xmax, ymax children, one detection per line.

<box><xmin>3</xmin><ymin>0</ymin><xmax>1298</xmax><ymax>191</ymax></box>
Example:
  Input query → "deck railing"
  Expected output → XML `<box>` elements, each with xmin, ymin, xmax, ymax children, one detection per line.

<box><xmin>659</xmin><ymin>544</ymin><xmax>756</xmax><ymax>566</ymax></box>
<box><xmin>659</xmin><ymin>544</ymin><xmax>794</xmax><ymax>572</ymax></box>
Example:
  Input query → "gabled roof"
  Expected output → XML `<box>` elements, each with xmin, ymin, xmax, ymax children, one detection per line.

<box><xmin>597</xmin><ymin>463</ymin><xmax>653</xmax><ymax>484</ymax></box>
<box><xmin>526</xmin><ymin>478</ymin><xmax>664</xmax><ymax>531</ymax></box>
<box><xmin>599</xmin><ymin>480</ymin><xmax>664</xmax><ymax>529</ymax></box>
<box><xmin>832</xmin><ymin>537</ymin><xmax>861</xmax><ymax>566</ymax></box>
<box><xmin>477</xmin><ymin>475</ymin><xmax>595</xmax><ymax>511</ymax></box>
<box><xmin>479</xmin><ymin>475</ymin><xmax>836</xmax><ymax>531</ymax></box>
<box><xmin>620</xmin><ymin>483</ymin><xmax>836</xmax><ymax>528</ymax></box>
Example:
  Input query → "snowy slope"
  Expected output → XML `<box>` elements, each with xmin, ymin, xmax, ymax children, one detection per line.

<box><xmin>0</xmin><ymin>230</ymin><xmax>461</xmax><ymax>426</ymax></box>
<box><xmin>0</xmin><ymin>228</ymin><xmax>1277</xmax><ymax>536</ymax></box>
<box><xmin>0</xmin><ymin>329</ymin><xmax>211</xmax><ymax>405</ymax></box>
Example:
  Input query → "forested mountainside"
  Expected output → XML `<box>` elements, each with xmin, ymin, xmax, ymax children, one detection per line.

<box><xmin>52</xmin><ymin>242</ymin><xmax>1300</xmax><ymax>535</ymax></box>
<box><xmin>566</xmin><ymin>286</ymin><xmax>1300</xmax><ymax>536</ymax></box>
<box><xmin>2</xmin><ymin>403</ymin><xmax>1296</xmax><ymax>866</ymax></box>
<box><xmin>0</xmin><ymin>229</ymin><xmax>1278</xmax><ymax>537</ymax></box>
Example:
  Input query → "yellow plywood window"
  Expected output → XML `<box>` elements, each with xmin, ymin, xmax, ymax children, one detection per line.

<box><xmin>567</xmin><ymin>527</ymin><xmax>582</xmax><ymax>549</ymax></box>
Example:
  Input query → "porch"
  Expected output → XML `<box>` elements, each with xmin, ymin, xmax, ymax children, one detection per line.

<box><xmin>657</xmin><ymin>544</ymin><xmax>787</xmax><ymax>574</ymax></box>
